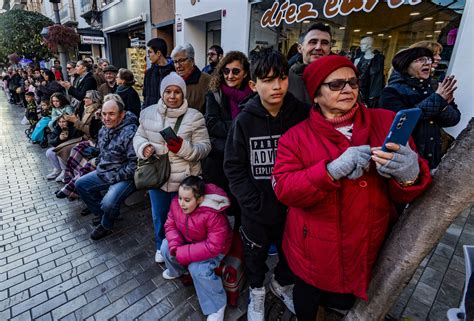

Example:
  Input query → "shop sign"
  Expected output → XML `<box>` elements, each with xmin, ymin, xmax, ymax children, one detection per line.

<box><xmin>81</xmin><ymin>36</ymin><xmax>105</xmax><ymax>45</ymax></box>
<box><xmin>130</xmin><ymin>38</ymin><xmax>146</xmax><ymax>47</ymax></box>
<box><xmin>260</xmin><ymin>0</ymin><xmax>422</xmax><ymax>27</ymax></box>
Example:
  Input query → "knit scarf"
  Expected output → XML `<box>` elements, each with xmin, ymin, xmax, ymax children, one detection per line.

<box><xmin>324</xmin><ymin>105</ymin><xmax>359</xmax><ymax>140</ymax></box>
<box><xmin>220</xmin><ymin>83</ymin><xmax>253</xmax><ymax>119</ymax></box>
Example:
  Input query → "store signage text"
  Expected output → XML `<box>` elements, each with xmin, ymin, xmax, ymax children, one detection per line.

<box><xmin>260</xmin><ymin>0</ymin><xmax>422</xmax><ymax>27</ymax></box>
<box><xmin>80</xmin><ymin>36</ymin><xmax>105</xmax><ymax>45</ymax></box>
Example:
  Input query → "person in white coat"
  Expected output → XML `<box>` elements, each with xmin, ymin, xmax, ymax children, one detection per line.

<box><xmin>133</xmin><ymin>72</ymin><xmax>211</xmax><ymax>263</ymax></box>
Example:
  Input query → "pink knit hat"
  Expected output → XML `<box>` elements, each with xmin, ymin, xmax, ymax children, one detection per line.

<box><xmin>303</xmin><ymin>55</ymin><xmax>359</xmax><ymax>101</ymax></box>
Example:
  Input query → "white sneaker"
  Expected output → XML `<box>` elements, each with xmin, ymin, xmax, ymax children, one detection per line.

<box><xmin>207</xmin><ymin>304</ymin><xmax>226</xmax><ymax>321</ymax></box>
<box><xmin>269</xmin><ymin>275</ymin><xmax>295</xmax><ymax>314</ymax></box>
<box><xmin>247</xmin><ymin>286</ymin><xmax>265</xmax><ymax>321</ymax></box>
<box><xmin>47</xmin><ymin>169</ymin><xmax>61</xmax><ymax>180</ymax></box>
<box><xmin>162</xmin><ymin>269</ymin><xmax>178</xmax><ymax>280</ymax></box>
<box><xmin>155</xmin><ymin>250</ymin><xmax>165</xmax><ymax>263</ymax></box>
<box><xmin>55</xmin><ymin>170</ymin><xmax>65</xmax><ymax>182</ymax></box>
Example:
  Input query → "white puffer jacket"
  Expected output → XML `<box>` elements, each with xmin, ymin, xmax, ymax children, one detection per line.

<box><xmin>133</xmin><ymin>99</ymin><xmax>211</xmax><ymax>192</ymax></box>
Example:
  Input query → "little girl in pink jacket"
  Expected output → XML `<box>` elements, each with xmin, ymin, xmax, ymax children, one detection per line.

<box><xmin>161</xmin><ymin>176</ymin><xmax>232</xmax><ymax>321</ymax></box>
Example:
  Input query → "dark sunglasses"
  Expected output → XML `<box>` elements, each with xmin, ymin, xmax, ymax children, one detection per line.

<box><xmin>322</xmin><ymin>77</ymin><xmax>359</xmax><ymax>91</ymax></box>
<box><xmin>223</xmin><ymin>68</ymin><xmax>241</xmax><ymax>76</ymax></box>
<box><xmin>66</xmin><ymin>67</ymin><xmax>72</xmax><ymax>70</ymax></box>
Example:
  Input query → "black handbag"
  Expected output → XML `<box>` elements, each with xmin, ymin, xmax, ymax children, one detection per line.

<box><xmin>134</xmin><ymin>115</ymin><xmax>184</xmax><ymax>190</ymax></box>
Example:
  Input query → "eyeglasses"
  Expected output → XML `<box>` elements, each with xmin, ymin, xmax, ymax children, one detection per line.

<box><xmin>321</xmin><ymin>77</ymin><xmax>359</xmax><ymax>91</ymax></box>
<box><xmin>223</xmin><ymin>68</ymin><xmax>241</xmax><ymax>76</ymax></box>
<box><xmin>66</xmin><ymin>67</ymin><xmax>72</xmax><ymax>70</ymax></box>
<box><xmin>173</xmin><ymin>57</ymin><xmax>189</xmax><ymax>65</ymax></box>
<box><xmin>413</xmin><ymin>57</ymin><xmax>433</xmax><ymax>65</ymax></box>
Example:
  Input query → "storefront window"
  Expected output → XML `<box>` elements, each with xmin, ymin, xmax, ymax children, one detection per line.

<box><xmin>249</xmin><ymin>0</ymin><xmax>465</xmax><ymax>76</ymax></box>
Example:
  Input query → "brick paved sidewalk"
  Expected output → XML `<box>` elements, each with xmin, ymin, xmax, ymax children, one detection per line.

<box><xmin>0</xmin><ymin>93</ymin><xmax>251</xmax><ymax>320</ymax></box>
<box><xmin>0</xmin><ymin>89</ymin><xmax>471</xmax><ymax>321</ymax></box>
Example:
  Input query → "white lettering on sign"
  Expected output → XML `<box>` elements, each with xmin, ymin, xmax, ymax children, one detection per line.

<box><xmin>260</xmin><ymin>0</ymin><xmax>422</xmax><ymax>28</ymax></box>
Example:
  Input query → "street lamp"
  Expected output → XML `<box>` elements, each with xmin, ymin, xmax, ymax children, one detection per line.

<box><xmin>49</xmin><ymin>0</ymin><xmax>68</xmax><ymax>80</ymax></box>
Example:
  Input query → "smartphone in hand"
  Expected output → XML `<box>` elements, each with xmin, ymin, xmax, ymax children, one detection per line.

<box><xmin>159</xmin><ymin>126</ymin><xmax>179</xmax><ymax>144</ymax></box>
<box><xmin>382</xmin><ymin>108</ymin><xmax>422</xmax><ymax>152</ymax></box>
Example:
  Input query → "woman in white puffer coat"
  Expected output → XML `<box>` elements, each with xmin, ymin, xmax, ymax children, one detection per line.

<box><xmin>133</xmin><ymin>72</ymin><xmax>211</xmax><ymax>263</ymax></box>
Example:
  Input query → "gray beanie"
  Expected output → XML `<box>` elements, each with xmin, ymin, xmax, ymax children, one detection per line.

<box><xmin>160</xmin><ymin>72</ymin><xmax>187</xmax><ymax>98</ymax></box>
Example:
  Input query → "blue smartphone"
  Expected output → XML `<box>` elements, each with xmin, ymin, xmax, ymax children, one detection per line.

<box><xmin>381</xmin><ymin>108</ymin><xmax>422</xmax><ymax>152</ymax></box>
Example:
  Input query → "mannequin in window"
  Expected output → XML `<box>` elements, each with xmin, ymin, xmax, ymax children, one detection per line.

<box><xmin>353</xmin><ymin>36</ymin><xmax>385</xmax><ymax>108</ymax></box>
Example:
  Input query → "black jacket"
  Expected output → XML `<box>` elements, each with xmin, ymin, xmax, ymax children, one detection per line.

<box><xmin>37</xmin><ymin>81</ymin><xmax>64</xmax><ymax>100</ymax></box>
<box><xmin>288</xmin><ymin>62</ymin><xmax>311</xmax><ymax>105</ymax></box>
<box><xmin>380</xmin><ymin>71</ymin><xmax>461</xmax><ymax>169</ymax></box>
<box><xmin>142</xmin><ymin>61</ymin><xmax>174</xmax><ymax>108</ymax></box>
<box><xmin>223</xmin><ymin>92</ymin><xmax>309</xmax><ymax>225</ymax></box>
<box><xmin>48</xmin><ymin>121</ymin><xmax>81</xmax><ymax>147</ymax></box>
<box><xmin>116</xmin><ymin>85</ymin><xmax>141</xmax><ymax>118</ymax></box>
<box><xmin>68</xmin><ymin>72</ymin><xmax>97</xmax><ymax>101</ymax></box>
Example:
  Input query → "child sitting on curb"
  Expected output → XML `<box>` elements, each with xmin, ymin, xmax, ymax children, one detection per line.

<box><xmin>161</xmin><ymin>176</ymin><xmax>232</xmax><ymax>321</ymax></box>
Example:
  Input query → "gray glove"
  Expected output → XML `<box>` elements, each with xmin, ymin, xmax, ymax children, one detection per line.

<box><xmin>376</xmin><ymin>144</ymin><xmax>420</xmax><ymax>183</ymax></box>
<box><xmin>327</xmin><ymin>145</ymin><xmax>371</xmax><ymax>180</ymax></box>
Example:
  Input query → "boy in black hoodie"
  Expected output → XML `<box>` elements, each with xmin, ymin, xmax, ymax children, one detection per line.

<box><xmin>224</xmin><ymin>49</ymin><xmax>309</xmax><ymax>321</ymax></box>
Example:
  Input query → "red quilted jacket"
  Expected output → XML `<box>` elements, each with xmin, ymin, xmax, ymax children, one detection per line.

<box><xmin>165</xmin><ymin>183</ymin><xmax>233</xmax><ymax>266</ymax></box>
<box><xmin>272</xmin><ymin>104</ymin><xmax>432</xmax><ymax>300</ymax></box>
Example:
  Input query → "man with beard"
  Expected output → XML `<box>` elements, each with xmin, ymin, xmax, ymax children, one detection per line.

<box><xmin>202</xmin><ymin>45</ymin><xmax>223</xmax><ymax>75</ymax></box>
<box><xmin>288</xmin><ymin>23</ymin><xmax>332</xmax><ymax>105</ymax></box>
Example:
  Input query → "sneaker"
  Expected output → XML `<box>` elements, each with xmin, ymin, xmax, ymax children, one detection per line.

<box><xmin>46</xmin><ymin>169</ymin><xmax>61</xmax><ymax>180</ymax></box>
<box><xmin>162</xmin><ymin>269</ymin><xmax>178</xmax><ymax>280</ymax></box>
<box><xmin>155</xmin><ymin>250</ymin><xmax>165</xmax><ymax>263</ymax></box>
<box><xmin>55</xmin><ymin>170</ymin><xmax>65</xmax><ymax>182</ymax></box>
<box><xmin>90</xmin><ymin>224</ymin><xmax>112</xmax><ymax>240</ymax></box>
<box><xmin>269</xmin><ymin>275</ymin><xmax>295</xmax><ymax>314</ymax></box>
<box><xmin>247</xmin><ymin>286</ymin><xmax>265</xmax><ymax>321</ymax></box>
<box><xmin>207</xmin><ymin>304</ymin><xmax>226</xmax><ymax>321</ymax></box>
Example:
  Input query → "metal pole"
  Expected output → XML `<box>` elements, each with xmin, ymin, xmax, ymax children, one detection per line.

<box><xmin>51</xmin><ymin>1</ymin><xmax>68</xmax><ymax>81</ymax></box>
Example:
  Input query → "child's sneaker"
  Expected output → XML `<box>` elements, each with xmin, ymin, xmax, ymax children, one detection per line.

<box><xmin>155</xmin><ymin>250</ymin><xmax>164</xmax><ymax>263</ymax></box>
<box><xmin>162</xmin><ymin>269</ymin><xmax>178</xmax><ymax>280</ymax></box>
<box><xmin>207</xmin><ymin>304</ymin><xmax>226</xmax><ymax>321</ymax></box>
<box><xmin>269</xmin><ymin>275</ymin><xmax>295</xmax><ymax>314</ymax></box>
<box><xmin>55</xmin><ymin>170</ymin><xmax>65</xmax><ymax>182</ymax></box>
<box><xmin>247</xmin><ymin>286</ymin><xmax>265</xmax><ymax>321</ymax></box>
<box><xmin>46</xmin><ymin>168</ymin><xmax>61</xmax><ymax>180</ymax></box>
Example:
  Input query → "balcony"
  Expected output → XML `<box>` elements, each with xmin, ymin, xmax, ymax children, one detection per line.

<box><xmin>80</xmin><ymin>0</ymin><xmax>102</xmax><ymax>29</ymax></box>
<box><xmin>59</xmin><ymin>1</ymin><xmax>78</xmax><ymax>27</ymax></box>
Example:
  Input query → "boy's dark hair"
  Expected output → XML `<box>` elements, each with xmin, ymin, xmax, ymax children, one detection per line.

<box><xmin>209</xmin><ymin>45</ymin><xmax>223</xmax><ymax>56</ymax></box>
<box><xmin>250</xmin><ymin>48</ymin><xmax>289</xmax><ymax>82</ymax></box>
<box><xmin>25</xmin><ymin>91</ymin><xmax>35</xmax><ymax>97</ymax></box>
<box><xmin>40</xmin><ymin>98</ymin><xmax>50</xmax><ymax>104</ymax></box>
<box><xmin>147</xmin><ymin>38</ymin><xmax>168</xmax><ymax>57</ymax></box>
<box><xmin>180</xmin><ymin>176</ymin><xmax>206</xmax><ymax>199</ymax></box>
<box><xmin>298</xmin><ymin>23</ymin><xmax>332</xmax><ymax>44</ymax></box>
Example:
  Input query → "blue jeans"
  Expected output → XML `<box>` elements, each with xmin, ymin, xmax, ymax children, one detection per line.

<box><xmin>75</xmin><ymin>171</ymin><xmax>136</xmax><ymax>229</ymax></box>
<box><xmin>161</xmin><ymin>239</ymin><xmax>226</xmax><ymax>315</ymax></box>
<box><xmin>148</xmin><ymin>188</ymin><xmax>177</xmax><ymax>250</ymax></box>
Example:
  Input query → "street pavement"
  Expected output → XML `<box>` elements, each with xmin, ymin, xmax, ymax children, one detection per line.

<box><xmin>0</xmin><ymin>89</ymin><xmax>471</xmax><ymax>321</ymax></box>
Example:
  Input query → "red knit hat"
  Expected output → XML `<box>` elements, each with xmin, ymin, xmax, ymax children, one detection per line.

<box><xmin>303</xmin><ymin>55</ymin><xmax>359</xmax><ymax>101</ymax></box>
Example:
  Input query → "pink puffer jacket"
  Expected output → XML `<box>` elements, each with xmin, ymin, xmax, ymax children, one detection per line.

<box><xmin>165</xmin><ymin>183</ymin><xmax>233</xmax><ymax>266</ymax></box>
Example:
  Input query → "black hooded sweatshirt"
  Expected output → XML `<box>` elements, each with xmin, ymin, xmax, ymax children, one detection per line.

<box><xmin>224</xmin><ymin>92</ymin><xmax>309</xmax><ymax>225</ymax></box>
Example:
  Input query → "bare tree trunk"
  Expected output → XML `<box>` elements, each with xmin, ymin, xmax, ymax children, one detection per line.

<box><xmin>345</xmin><ymin>118</ymin><xmax>474</xmax><ymax>321</ymax></box>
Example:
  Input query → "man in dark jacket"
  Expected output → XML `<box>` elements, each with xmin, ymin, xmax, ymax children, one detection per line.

<box><xmin>98</xmin><ymin>64</ymin><xmax>118</xmax><ymax>97</ymax></box>
<box><xmin>288</xmin><ymin>23</ymin><xmax>332</xmax><ymax>105</ymax></box>
<box><xmin>75</xmin><ymin>94</ymin><xmax>138</xmax><ymax>240</ymax></box>
<box><xmin>142</xmin><ymin>38</ymin><xmax>174</xmax><ymax>109</ymax></box>
<box><xmin>224</xmin><ymin>49</ymin><xmax>308</xmax><ymax>321</ymax></box>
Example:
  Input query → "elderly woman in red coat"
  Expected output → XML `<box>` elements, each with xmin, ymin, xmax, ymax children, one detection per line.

<box><xmin>272</xmin><ymin>55</ymin><xmax>432</xmax><ymax>320</ymax></box>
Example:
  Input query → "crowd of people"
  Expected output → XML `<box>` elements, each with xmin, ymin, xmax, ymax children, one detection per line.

<box><xmin>0</xmin><ymin>22</ymin><xmax>461</xmax><ymax>321</ymax></box>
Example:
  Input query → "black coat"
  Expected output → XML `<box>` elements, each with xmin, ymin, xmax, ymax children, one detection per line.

<box><xmin>48</xmin><ymin>121</ymin><xmax>81</xmax><ymax>147</ymax></box>
<box><xmin>116</xmin><ymin>85</ymin><xmax>141</xmax><ymax>118</ymax></box>
<box><xmin>380</xmin><ymin>71</ymin><xmax>461</xmax><ymax>169</ymax></box>
<box><xmin>37</xmin><ymin>81</ymin><xmax>64</xmax><ymax>100</ymax></box>
<box><xmin>223</xmin><ymin>92</ymin><xmax>309</xmax><ymax>225</ymax></box>
<box><xmin>142</xmin><ymin>62</ymin><xmax>174</xmax><ymax>108</ymax></box>
<box><xmin>68</xmin><ymin>72</ymin><xmax>97</xmax><ymax>101</ymax></box>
